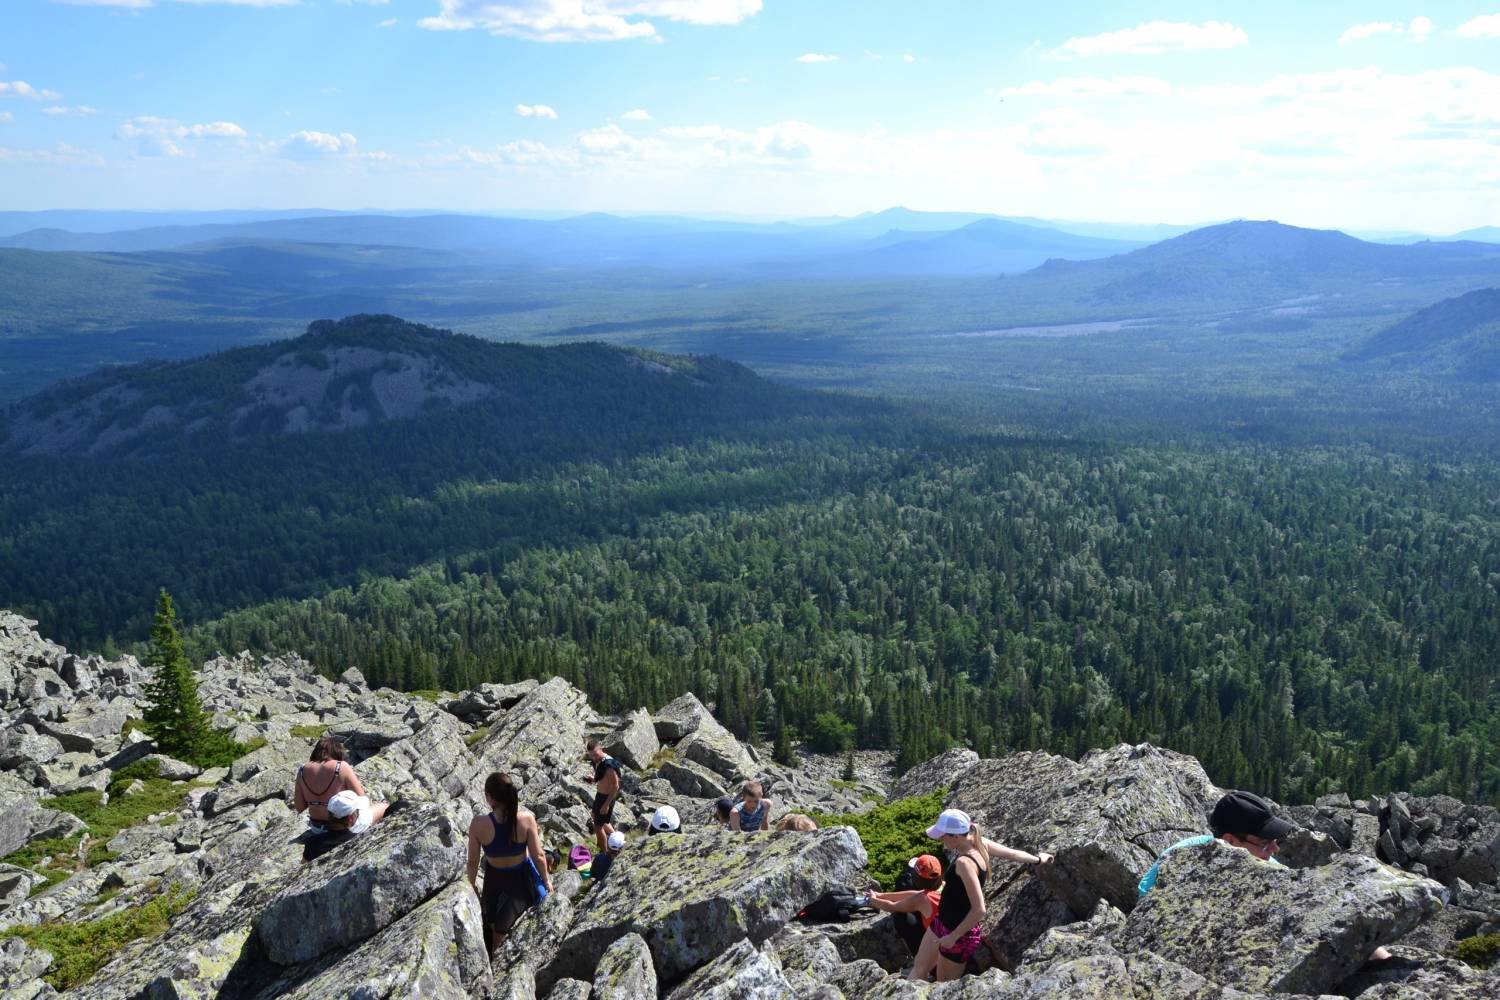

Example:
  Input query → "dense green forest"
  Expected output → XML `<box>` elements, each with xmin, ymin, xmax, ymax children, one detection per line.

<box><xmin>4</xmin><ymin>316</ymin><xmax>1500</xmax><ymax>808</ymax></box>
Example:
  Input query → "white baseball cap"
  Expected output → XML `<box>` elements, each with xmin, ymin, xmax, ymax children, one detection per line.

<box><xmin>650</xmin><ymin>805</ymin><xmax>681</xmax><ymax>832</ymax></box>
<box><xmin>606</xmin><ymin>831</ymin><xmax>626</xmax><ymax>851</ymax></box>
<box><xmin>327</xmin><ymin>790</ymin><xmax>363</xmax><ymax>819</ymax></box>
<box><xmin>925</xmin><ymin>808</ymin><xmax>972</xmax><ymax>839</ymax></box>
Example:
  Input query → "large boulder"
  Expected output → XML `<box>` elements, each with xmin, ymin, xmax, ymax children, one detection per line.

<box><xmin>0</xmin><ymin>775</ymin><xmax>86</xmax><ymax>857</ymax></box>
<box><xmin>663</xmin><ymin>939</ymin><xmax>792</xmax><ymax>999</ymax></box>
<box><xmin>889</xmin><ymin>748</ymin><xmax>979</xmax><ymax>802</ymax></box>
<box><xmin>545</xmin><ymin>826</ymin><xmax>868</xmax><ymax>984</ymax></box>
<box><xmin>653</xmin><ymin>693</ymin><xmax>710</xmax><ymax>742</ymax></box>
<box><xmin>0</xmin><ymin>936</ymin><xmax>55</xmax><ymax>1000</ymax></box>
<box><xmin>354</xmin><ymin>706</ymin><xmax>480</xmax><ymax>803</ymax></box>
<box><xmin>592</xmin><ymin>932</ymin><xmax>657</xmax><ymax>999</ymax></box>
<box><xmin>253</xmin><ymin>803</ymin><xmax>465</xmax><ymax>965</ymax></box>
<box><xmin>605</xmin><ymin>709</ymin><xmax>659</xmax><ymax>772</ymax></box>
<box><xmin>674</xmin><ymin>711</ymin><xmax>756</xmax><ymax>786</ymax></box>
<box><xmin>952</xmin><ymin>743</ymin><xmax>1221</xmax><ymax>915</ymax></box>
<box><xmin>472</xmin><ymin>678</ymin><xmax>592</xmax><ymax>795</ymax></box>
<box><xmin>1121</xmin><ymin>840</ymin><xmax>1447</xmax><ymax>994</ymax></box>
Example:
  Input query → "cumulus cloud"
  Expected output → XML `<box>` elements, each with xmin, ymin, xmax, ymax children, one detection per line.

<box><xmin>42</xmin><ymin>105</ymin><xmax>101</xmax><ymax>117</ymax></box>
<box><xmin>377</xmin><ymin>17</ymin><xmax>397</xmax><ymax>26</ymax></box>
<box><xmin>796</xmin><ymin>53</ymin><xmax>838</xmax><ymax>63</ymax></box>
<box><xmin>0</xmin><ymin>112</ymin><xmax>13</xmax><ymax>124</ymax></box>
<box><xmin>622</xmin><ymin>108</ymin><xmax>652</xmax><ymax>121</ymax></box>
<box><xmin>0</xmin><ymin>141</ymin><xmax>104</xmax><ymax>165</ymax></box>
<box><xmin>419</xmin><ymin>0</ymin><xmax>762</xmax><ymax>42</ymax></box>
<box><xmin>1339</xmin><ymin>17</ymin><xmax>1432</xmax><ymax>44</ymax></box>
<box><xmin>1057</xmin><ymin>20</ymin><xmax>1248</xmax><ymax>57</ymax></box>
<box><xmin>0</xmin><ymin>81</ymin><xmax>63</xmax><ymax>101</ymax></box>
<box><xmin>516</xmin><ymin>103</ymin><xmax>559</xmax><ymax>118</ymax></box>
<box><xmin>1458</xmin><ymin>13</ymin><xmax>1500</xmax><ymax>38</ymax></box>
<box><xmin>902</xmin><ymin>53</ymin><xmax>916</xmax><ymax>63</ymax></box>
<box><xmin>282</xmin><ymin>129</ymin><xmax>359</xmax><ymax>157</ymax></box>
<box><xmin>117</xmin><ymin>116</ymin><xmax>246</xmax><ymax>156</ymax></box>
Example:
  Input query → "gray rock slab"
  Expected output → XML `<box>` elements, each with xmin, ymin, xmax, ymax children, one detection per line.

<box><xmin>605</xmin><ymin>709</ymin><xmax>659</xmax><ymax>772</ymax></box>
<box><xmin>592</xmin><ymin>931</ymin><xmax>657</xmax><ymax>999</ymax></box>
<box><xmin>664</xmin><ymin>939</ymin><xmax>792</xmax><ymax>1000</ymax></box>
<box><xmin>889</xmin><ymin>748</ymin><xmax>980</xmax><ymax>802</ymax></box>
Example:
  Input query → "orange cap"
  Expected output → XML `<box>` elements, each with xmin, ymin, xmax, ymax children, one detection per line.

<box><xmin>913</xmin><ymin>854</ymin><xmax>943</xmax><ymax>880</ymax></box>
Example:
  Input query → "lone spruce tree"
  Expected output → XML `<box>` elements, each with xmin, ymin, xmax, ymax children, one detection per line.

<box><xmin>142</xmin><ymin>590</ymin><xmax>221</xmax><ymax>763</ymax></box>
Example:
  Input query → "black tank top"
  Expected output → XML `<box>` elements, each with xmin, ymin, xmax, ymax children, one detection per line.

<box><xmin>937</xmin><ymin>853</ymin><xmax>989</xmax><ymax>927</ymax></box>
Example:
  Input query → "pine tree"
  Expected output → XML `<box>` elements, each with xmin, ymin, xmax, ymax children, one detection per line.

<box><xmin>142</xmin><ymin>590</ymin><xmax>228</xmax><ymax>764</ymax></box>
<box><xmin>772</xmin><ymin>711</ymin><xmax>800</xmax><ymax>767</ymax></box>
<box><xmin>841</xmin><ymin>750</ymin><xmax>856</xmax><ymax>782</ymax></box>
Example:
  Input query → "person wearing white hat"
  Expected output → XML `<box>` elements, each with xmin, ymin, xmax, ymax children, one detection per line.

<box><xmin>910</xmin><ymin>808</ymin><xmax>989</xmax><ymax>983</ymax></box>
<box><xmin>591</xmin><ymin>830</ymin><xmax>626</xmax><ymax>885</ymax></box>
<box><xmin>648</xmin><ymin>804</ymin><xmax>681</xmax><ymax>835</ymax></box>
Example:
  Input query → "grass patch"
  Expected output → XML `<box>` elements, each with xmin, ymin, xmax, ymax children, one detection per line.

<box><xmin>408</xmin><ymin>689</ymin><xmax>445</xmax><ymax>703</ymax></box>
<box><xmin>463</xmin><ymin>725</ymin><xmax>491</xmax><ymax>748</ymax></box>
<box><xmin>1454</xmin><ymin>932</ymin><xmax>1500</xmax><ymax>969</ymax></box>
<box><xmin>2</xmin><ymin>885</ymin><xmax>193</xmax><ymax>990</ymax></box>
<box><xmin>647</xmin><ymin>747</ymin><xmax>677</xmax><ymax>771</ymax></box>
<box><xmin>290</xmin><ymin>724</ymin><xmax>326</xmax><ymax>739</ymax></box>
<box><xmin>808</xmin><ymin>788</ymin><xmax>947</xmax><ymax>890</ymax></box>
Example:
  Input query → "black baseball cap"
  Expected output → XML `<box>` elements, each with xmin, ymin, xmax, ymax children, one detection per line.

<box><xmin>1209</xmin><ymin>790</ymin><xmax>1295</xmax><ymax>840</ymax></box>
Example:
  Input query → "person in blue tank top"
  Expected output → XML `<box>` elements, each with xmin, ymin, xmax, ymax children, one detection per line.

<box><xmin>466</xmin><ymin>771</ymin><xmax>552</xmax><ymax>954</ymax></box>
<box><xmin>729</xmin><ymin>780</ymin><xmax>773</xmax><ymax>832</ymax></box>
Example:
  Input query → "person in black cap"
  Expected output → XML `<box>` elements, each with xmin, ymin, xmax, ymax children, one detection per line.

<box><xmin>1137</xmin><ymin>789</ymin><xmax>1294</xmax><ymax>896</ymax></box>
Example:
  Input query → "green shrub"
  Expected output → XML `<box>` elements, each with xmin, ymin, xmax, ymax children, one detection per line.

<box><xmin>290</xmin><ymin>724</ymin><xmax>326</xmax><ymax>739</ymax></box>
<box><xmin>3</xmin><ymin>885</ymin><xmax>193</xmax><ymax>990</ymax></box>
<box><xmin>408</xmin><ymin>689</ymin><xmax>445</xmax><ymax>703</ymax></box>
<box><xmin>1453</xmin><ymin>932</ymin><xmax>1500</xmax><ymax>969</ymax></box>
<box><xmin>807</xmin><ymin>712</ymin><xmax>854</xmax><ymax>754</ymax></box>
<box><xmin>463</xmin><ymin>725</ymin><xmax>491</xmax><ymax>748</ymax></box>
<box><xmin>808</xmin><ymin>788</ymin><xmax>947</xmax><ymax>890</ymax></box>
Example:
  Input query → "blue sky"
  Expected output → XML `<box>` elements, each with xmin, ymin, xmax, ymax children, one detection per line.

<box><xmin>2</xmin><ymin>2</ymin><xmax>1499</xmax><ymax>230</ymax></box>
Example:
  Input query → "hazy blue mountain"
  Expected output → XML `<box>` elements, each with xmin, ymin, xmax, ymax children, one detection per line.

<box><xmin>1345</xmin><ymin>288</ymin><xmax>1500</xmax><ymax>379</ymax></box>
<box><xmin>1450</xmin><ymin>227</ymin><xmax>1500</xmax><ymax>244</ymax></box>
<box><xmin>804</xmin><ymin>217</ymin><xmax>1142</xmax><ymax>276</ymax></box>
<box><xmin>0</xmin><ymin>208</ymin><xmax>372</xmax><ymax>240</ymax></box>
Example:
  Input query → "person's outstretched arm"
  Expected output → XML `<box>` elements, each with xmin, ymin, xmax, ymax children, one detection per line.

<box><xmin>982</xmin><ymin>836</ymin><xmax>1053</xmax><ymax>867</ymax></box>
<box><xmin>868</xmin><ymin>890</ymin><xmax>933</xmax><ymax>917</ymax></box>
<box><xmin>292</xmin><ymin>769</ymin><xmax>308</xmax><ymax>813</ymax></box>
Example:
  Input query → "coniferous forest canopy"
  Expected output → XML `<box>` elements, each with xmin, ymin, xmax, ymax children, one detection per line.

<box><xmin>3</xmin><ymin>220</ymin><xmax>1500</xmax><ymax>810</ymax></box>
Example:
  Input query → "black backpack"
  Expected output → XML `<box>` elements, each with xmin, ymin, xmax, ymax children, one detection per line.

<box><xmin>796</xmin><ymin>887</ymin><xmax>870</xmax><ymax>923</ymax></box>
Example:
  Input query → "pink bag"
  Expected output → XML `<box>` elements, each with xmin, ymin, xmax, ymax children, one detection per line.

<box><xmin>568</xmin><ymin>845</ymin><xmax>593</xmax><ymax>870</ymax></box>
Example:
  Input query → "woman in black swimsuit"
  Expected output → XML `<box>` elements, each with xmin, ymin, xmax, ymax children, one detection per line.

<box><xmin>466</xmin><ymin>772</ymin><xmax>552</xmax><ymax>952</ymax></box>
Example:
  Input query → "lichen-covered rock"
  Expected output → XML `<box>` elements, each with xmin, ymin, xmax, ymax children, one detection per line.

<box><xmin>0</xmin><ymin>730</ymin><xmax>65</xmax><ymax>770</ymax></box>
<box><xmin>496</xmin><ymin>966</ymin><xmax>539</xmax><ymax>1000</ymax></box>
<box><xmin>658</xmin><ymin>757</ymin><xmax>730</xmax><ymax>799</ymax></box>
<box><xmin>1335</xmin><ymin>944</ymin><xmax>1489</xmax><ymax>1000</ymax></box>
<box><xmin>952</xmin><ymin>744</ymin><xmax>1221</xmax><ymax>915</ymax></box>
<box><xmin>1020</xmin><ymin>900</ymin><xmax>1126</xmax><ymax>968</ymax></box>
<box><xmin>812</xmin><ymin>911</ymin><xmax>911</xmax><ymax>971</ymax></box>
<box><xmin>499</xmin><ymin>885</ymin><xmax>575</xmax><ymax>985</ymax></box>
<box><xmin>442</xmin><ymin>680</ymin><xmax>540</xmax><ymax>724</ymax></box>
<box><xmin>890</xmin><ymin>748</ymin><xmax>979</xmax><ymax>802</ymax></box>
<box><xmin>980</xmin><ymin>864</ymin><xmax>1080</xmax><ymax>970</ymax></box>
<box><xmin>674</xmin><ymin>711</ymin><xmax>756</xmax><ymax>785</ymax></box>
<box><xmin>767</xmin><ymin>924</ymin><xmax>845</xmax><ymax>991</ymax></box>
<box><xmin>1121</xmin><ymin>841</ymin><xmax>1447</xmax><ymax>994</ymax></box>
<box><xmin>0</xmin><ymin>774</ymin><xmax>85</xmax><ymax>856</ymax></box>
<box><xmin>547</xmin><ymin>826</ymin><xmax>868</xmax><ymax>983</ymax></box>
<box><xmin>653</xmin><ymin>692</ymin><xmax>710</xmax><ymax>742</ymax></box>
<box><xmin>245</xmin><ymin>881</ymin><xmax>490</xmax><ymax>1000</ymax></box>
<box><xmin>254</xmin><ymin>802</ymin><xmax>465</xmax><ymax>965</ymax></box>
<box><xmin>664</xmin><ymin>939</ymin><xmax>793</xmax><ymax>1000</ymax></box>
<box><xmin>592</xmin><ymin>931</ymin><xmax>656</xmax><ymax>999</ymax></box>
<box><xmin>0</xmin><ymin>935</ymin><xmax>56</xmax><ymax>1000</ymax></box>
<box><xmin>827</xmin><ymin>957</ymin><xmax>929</xmax><ymax>999</ymax></box>
<box><xmin>544</xmin><ymin>979</ymin><xmax>592</xmax><ymax>1000</ymax></box>
<box><xmin>0</xmin><ymin>863</ymin><xmax>47</xmax><ymax>909</ymax></box>
<box><xmin>605</xmin><ymin>709</ymin><xmax>659</xmax><ymax>772</ymax></box>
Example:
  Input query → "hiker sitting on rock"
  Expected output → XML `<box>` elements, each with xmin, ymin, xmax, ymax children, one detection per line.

<box><xmin>869</xmin><ymin>854</ymin><xmax>944</xmax><ymax>957</ymax></box>
<box><xmin>590</xmin><ymin>830</ymin><xmax>625</xmax><ymax>886</ymax></box>
<box><xmin>910</xmin><ymin>808</ymin><xmax>989</xmax><ymax>983</ymax></box>
<box><xmin>1138</xmin><ymin>789</ymin><xmax>1291</xmax><ymax>897</ymax></box>
<box><xmin>467</xmin><ymin>771</ymin><xmax>552</xmax><ymax>954</ymax></box>
<box><xmin>583</xmin><ymin>739</ymin><xmax>622</xmax><ymax>853</ymax></box>
<box><xmin>293</xmin><ymin>736</ymin><xmax>389</xmax><ymax>836</ymax></box>
<box><xmin>729</xmin><ymin>780</ymin><xmax>773</xmax><ymax>832</ymax></box>
<box><xmin>775</xmin><ymin>813</ymin><xmax>818</xmax><ymax>831</ymax></box>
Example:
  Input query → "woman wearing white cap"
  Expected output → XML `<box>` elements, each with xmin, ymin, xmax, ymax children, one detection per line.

<box><xmin>910</xmin><ymin>808</ymin><xmax>989</xmax><ymax>982</ymax></box>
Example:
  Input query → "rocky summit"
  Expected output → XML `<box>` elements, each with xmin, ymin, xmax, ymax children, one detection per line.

<box><xmin>3</xmin><ymin>610</ymin><xmax>1500</xmax><ymax>998</ymax></box>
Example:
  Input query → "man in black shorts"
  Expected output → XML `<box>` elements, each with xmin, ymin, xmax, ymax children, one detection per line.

<box><xmin>584</xmin><ymin>739</ymin><xmax>622</xmax><ymax>853</ymax></box>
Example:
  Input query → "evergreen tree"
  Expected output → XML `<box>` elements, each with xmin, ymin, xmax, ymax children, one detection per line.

<box><xmin>772</xmin><ymin>711</ymin><xmax>800</xmax><ymax>767</ymax></box>
<box><xmin>841</xmin><ymin>750</ymin><xmax>857</xmax><ymax>783</ymax></box>
<box><xmin>142</xmin><ymin>591</ymin><xmax>231</xmax><ymax>764</ymax></box>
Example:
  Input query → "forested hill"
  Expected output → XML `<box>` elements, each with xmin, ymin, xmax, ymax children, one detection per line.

<box><xmin>0</xmin><ymin>314</ymin><xmax>790</xmax><ymax>458</ymax></box>
<box><xmin>1346</xmin><ymin>288</ymin><xmax>1500</xmax><ymax>380</ymax></box>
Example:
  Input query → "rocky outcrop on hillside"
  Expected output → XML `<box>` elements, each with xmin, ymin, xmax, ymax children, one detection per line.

<box><xmin>2</xmin><ymin>610</ymin><xmax>1499</xmax><ymax>998</ymax></box>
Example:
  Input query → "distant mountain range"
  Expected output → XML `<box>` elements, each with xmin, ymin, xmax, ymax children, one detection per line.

<box><xmin>1346</xmin><ymin>288</ymin><xmax>1500</xmax><ymax>380</ymax></box>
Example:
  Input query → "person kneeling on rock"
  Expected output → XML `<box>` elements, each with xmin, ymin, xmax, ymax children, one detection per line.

<box><xmin>590</xmin><ymin>830</ymin><xmax>625</xmax><ymax>886</ymax></box>
<box><xmin>870</xmin><ymin>854</ymin><xmax>945</xmax><ymax>958</ymax></box>
<box><xmin>910</xmin><ymin>808</ymin><xmax>989</xmax><ymax>983</ymax></box>
<box><xmin>467</xmin><ymin>771</ymin><xmax>552</xmax><ymax>954</ymax></box>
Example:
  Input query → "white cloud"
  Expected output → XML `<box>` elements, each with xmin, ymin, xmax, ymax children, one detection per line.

<box><xmin>1458</xmin><ymin>13</ymin><xmax>1500</xmax><ymax>38</ymax></box>
<box><xmin>1057</xmin><ymin>20</ymin><xmax>1248</xmax><ymax>57</ymax></box>
<box><xmin>902</xmin><ymin>53</ymin><xmax>916</xmax><ymax>63</ymax></box>
<box><xmin>118</xmin><ymin>115</ymin><xmax>247</xmax><ymax>156</ymax></box>
<box><xmin>1000</xmin><ymin>76</ymin><xmax>1174</xmax><ymax>98</ymax></box>
<box><xmin>1339</xmin><ymin>17</ymin><xmax>1433</xmax><ymax>44</ymax></box>
<box><xmin>0</xmin><ymin>81</ymin><xmax>63</xmax><ymax>101</ymax></box>
<box><xmin>0</xmin><ymin>112</ymin><xmax>13</xmax><ymax>124</ymax></box>
<box><xmin>377</xmin><ymin>17</ymin><xmax>397</xmax><ymax>27</ymax></box>
<box><xmin>42</xmin><ymin>105</ymin><xmax>101</xmax><ymax>117</ymax></box>
<box><xmin>282</xmin><ymin>130</ymin><xmax>359</xmax><ymax>156</ymax></box>
<box><xmin>1338</xmin><ymin>21</ymin><xmax>1401</xmax><ymax>44</ymax></box>
<box><xmin>796</xmin><ymin>53</ymin><xmax>838</xmax><ymax>63</ymax></box>
<box><xmin>622</xmin><ymin>108</ymin><xmax>652</xmax><ymax>121</ymax></box>
<box><xmin>418</xmin><ymin>0</ymin><xmax>761</xmax><ymax>42</ymax></box>
<box><xmin>50</xmin><ymin>0</ymin><xmax>154</xmax><ymax>7</ymax></box>
<box><xmin>516</xmin><ymin>103</ymin><xmax>559</xmax><ymax>119</ymax></box>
